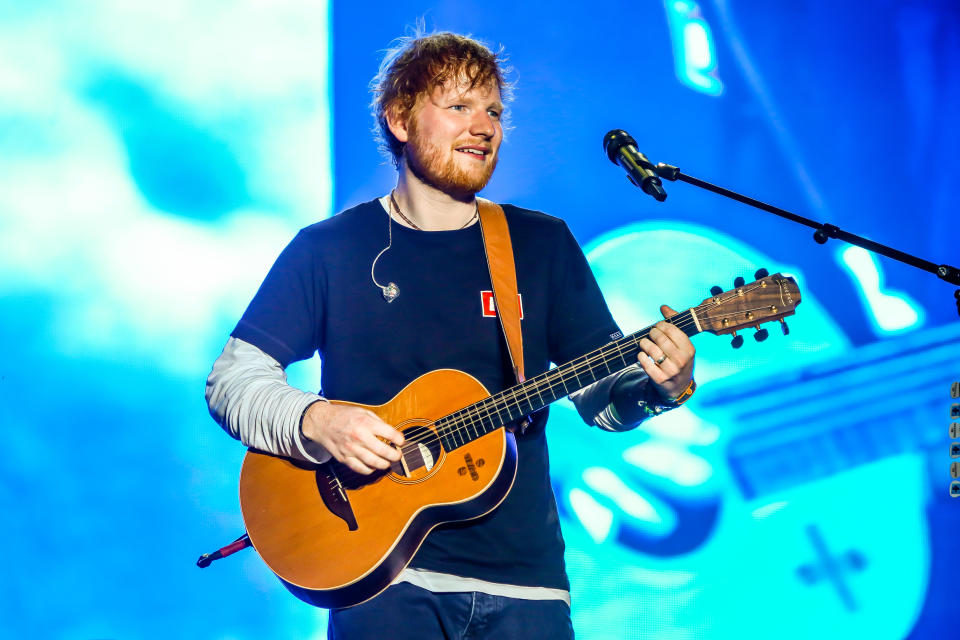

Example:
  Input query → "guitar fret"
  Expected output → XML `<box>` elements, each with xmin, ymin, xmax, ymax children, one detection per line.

<box><xmin>551</xmin><ymin>372</ymin><xmax>564</xmax><ymax>395</ymax></box>
<box><xmin>451</xmin><ymin>421</ymin><xmax>463</xmax><ymax>447</ymax></box>
<box><xmin>570</xmin><ymin>360</ymin><xmax>584</xmax><ymax>388</ymax></box>
<box><xmin>514</xmin><ymin>389</ymin><xmax>534</xmax><ymax>415</ymax></box>
<box><xmin>482</xmin><ymin>401</ymin><xmax>502</xmax><ymax>432</ymax></box>
<box><xmin>496</xmin><ymin>403</ymin><xmax>510</xmax><ymax>428</ymax></box>
<box><xmin>614</xmin><ymin>342</ymin><xmax>626</xmax><ymax>369</ymax></box>
<box><xmin>585</xmin><ymin>365</ymin><xmax>599</xmax><ymax>383</ymax></box>
<box><xmin>505</xmin><ymin>392</ymin><xmax>523</xmax><ymax>419</ymax></box>
<box><xmin>557</xmin><ymin>371</ymin><xmax>571</xmax><ymax>395</ymax></box>
<box><xmin>533</xmin><ymin>377</ymin><xmax>545</xmax><ymax>407</ymax></box>
<box><xmin>440</xmin><ymin>421</ymin><xmax>457</xmax><ymax>451</ymax></box>
<box><xmin>465</xmin><ymin>412</ymin><xmax>475</xmax><ymax>443</ymax></box>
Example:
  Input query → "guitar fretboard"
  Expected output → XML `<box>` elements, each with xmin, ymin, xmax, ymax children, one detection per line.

<box><xmin>434</xmin><ymin>309</ymin><xmax>699</xmax><ymax>451</ymax></box>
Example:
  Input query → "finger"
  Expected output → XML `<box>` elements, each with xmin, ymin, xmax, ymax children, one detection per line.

<box><xmin>636</xmin><ymin>345</ymin><xmax>668</xmax><ymax>384</ymax></box>
<box><xmin>343</xmin><ymin>456</ymin><xmax>376</xmax><ymax>475</ymax></box>
<box><xmin>638</xmin><ymin>336</ymin><xmax>667</xmax><ymax>364</ymax></box>
<box><xmin>372</xmin><ymin>420</ymin><xmax>405</xmax><ymax>447</ymax></box>
<box><xmin>352</xmin><ymin>426</ymin><xmax>400</xmax><ymax>466</ymax></box>
<box><xmin>648</xmin><ymin>325</ymin><xmax>682</xmax><ymax>360</ymax></box>
<box><xmin>640</xmin><ymin>336</ymin><xmax>684</xmax><ymax>382</ymax></box>
<box><xmin>658</xmin><ymin>304</ymin><xmax>696</xmax><ymax>353</ymax></box>
<box><xmin>366</xmin><ymin>431</ymin><xmax>402</xmax><ymax>463</ymax></box>
<box><xmin>651</xmin><ymin>322</ymin><xmax>694</xmax><ymax>359</ymax></box>
<box><xmin>352</xmin><ymin>443</ymin><xmax>393</xmax><ymax>471</ymax></box>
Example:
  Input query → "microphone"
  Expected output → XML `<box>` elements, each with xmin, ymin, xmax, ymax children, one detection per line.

<box><xmin>603</xmin><ymin>129</ymin><xmax>667</xmax><ymax>202</ymax></box>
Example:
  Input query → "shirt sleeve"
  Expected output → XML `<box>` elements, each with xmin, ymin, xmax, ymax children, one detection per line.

<box><xmin>232</xmin><ymin>229</ymin><xmax>325</xmax><ymax>368</ymax></box>
<box><xmin>569</xmin><ymin>363</ymin><xmax>672</xmax><ymax>431</ymax></box>
<box><xmin>545</xmin><ymin>221</ymin><xmax>679</xmax><ymax>431</ymax></box>
<box><xmin>205</xmin><ymin>337</ymin><xmax>332</xmax><ymax>463</ymax></box>
<box><xmin>546</xmin><ymin>222</ymin><xmax>622</xmax><ymax>366</ymax></box>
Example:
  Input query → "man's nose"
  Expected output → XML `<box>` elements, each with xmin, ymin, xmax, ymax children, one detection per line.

<box><xmin>469</xmin><ymin>111</ymin><xmax>496</xmax><ymax>138</ymax></box>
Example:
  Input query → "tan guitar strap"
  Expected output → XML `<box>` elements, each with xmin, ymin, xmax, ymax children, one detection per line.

<box><xmin>476</xmin><ymin>198</ymin><xmax>525</xmax><ymax>386</ymax></box>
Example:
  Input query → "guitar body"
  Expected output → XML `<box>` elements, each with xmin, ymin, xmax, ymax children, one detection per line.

<box><xmin>238</xmin><ymin>369</ymin><xmax>518</xmax><ymax>609</ymax></box>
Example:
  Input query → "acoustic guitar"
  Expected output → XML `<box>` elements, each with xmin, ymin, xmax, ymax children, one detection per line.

<box><xmin>237</xmin><ymin>272</ymin><xmax>801</xmax><ymax>608</ymax></box>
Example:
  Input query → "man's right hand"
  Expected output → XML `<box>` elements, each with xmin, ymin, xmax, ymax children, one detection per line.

<box><xmin>301</xmin><ymin>402</ymin><xmax>405</xmax><ymax>474</ymax></box>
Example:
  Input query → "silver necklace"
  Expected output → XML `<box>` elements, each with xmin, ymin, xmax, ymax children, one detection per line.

<box><xmin>371</xmin><ymin>193</ymin><xmax>479</xmax><ymax>303</ymax></box>
<box><xmin>389</xmin><ymin>191</ymin><xmax>478</xmax><ymax>230</ymax></box>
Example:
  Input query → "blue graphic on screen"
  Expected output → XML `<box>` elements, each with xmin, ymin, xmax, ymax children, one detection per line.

<box><xmin>837</xmin><ymin>246</ymin><xmax>925</xmax><ymax>335</ymax></box>
<box><xmin>664</xmin><ymin>0</ymin><xmax>724</xmax><ymax>95</ymax></box>
<box><xmin>3</xmin><ymin>1</ymin><xmax>958</xmax><ymax>638</ymax></box>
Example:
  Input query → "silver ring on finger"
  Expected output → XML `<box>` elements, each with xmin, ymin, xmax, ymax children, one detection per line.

<box><xmin>655</xmin><ymin>354</ymin><xmax>668</xmax><ymax>366</ymax></box>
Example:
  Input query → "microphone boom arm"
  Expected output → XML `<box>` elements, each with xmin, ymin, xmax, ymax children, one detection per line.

<box><xmin>649</xmin><ymin>158</ymin><xmax>960</xmax><ymax>312</ymax></box>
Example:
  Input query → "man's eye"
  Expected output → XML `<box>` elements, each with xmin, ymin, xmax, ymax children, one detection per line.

<box><xmin>450</xmin><ymin>104</ymin><xmax>465</xmax><ymax>111</ymax></box>
<box><xmin>488</xmin><ymin>110</ymin><xmax>501</xmax><ymax>119</ymax></box>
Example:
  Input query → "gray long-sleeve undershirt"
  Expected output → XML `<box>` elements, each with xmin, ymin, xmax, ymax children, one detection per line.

<box><xmin>205</xmin><ymin>337</ymin><xmax>331</xmax><ymax>463</ymax></box>
<box><xmin>205</xmin><ymin>337</ymin><xmax>649</xmax><ymax>464</ymax></box>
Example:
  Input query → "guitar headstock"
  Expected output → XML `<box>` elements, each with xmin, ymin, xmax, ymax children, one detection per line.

<box><xmin>695</xmin><ymin>272</ymin><xmax>801</xmax><ymax>345</ymax></box>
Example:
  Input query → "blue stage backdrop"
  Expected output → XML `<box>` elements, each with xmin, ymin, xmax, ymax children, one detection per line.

<box><xmin>1</xmin><ymin>1</ymin><xmax>957</xmax><ymax>638</ymax></box>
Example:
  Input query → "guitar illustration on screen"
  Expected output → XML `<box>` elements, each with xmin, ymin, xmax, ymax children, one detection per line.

<box><xmin>551</xmin><ymin>250</ymin><xmax>952</xmax><ymax>640</ymax></box>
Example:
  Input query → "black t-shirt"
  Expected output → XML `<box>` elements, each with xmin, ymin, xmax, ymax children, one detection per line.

<box><xmin>233</xmin><ymin>199</ymin><xmax>620</xmax><ymax>590</ymax></box>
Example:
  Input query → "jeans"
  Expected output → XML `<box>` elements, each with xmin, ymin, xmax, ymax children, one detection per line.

<box><xmin>327</xmin><ymin>582</ymin><xmax>574</xmax><ymax>639</ymax></box>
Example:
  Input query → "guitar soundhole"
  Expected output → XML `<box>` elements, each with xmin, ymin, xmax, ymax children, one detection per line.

<box><xmin>394</xmin><ymin>424</ymin><xmax>444</xmax><ymax>482</ymax></box>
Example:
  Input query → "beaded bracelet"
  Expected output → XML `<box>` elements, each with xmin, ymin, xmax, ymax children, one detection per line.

<box><xmin>639</xmin><ymin>378</ymin><xmax>697</xmax><ymax>417</ymax></box>
<box><xmin>669</xmin><ymin>378</ymin><xmax>697</xmax><ymax>405</ymax></box>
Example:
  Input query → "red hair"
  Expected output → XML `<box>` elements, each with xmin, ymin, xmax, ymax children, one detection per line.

<box><xmin>371</xmin><ymin>31</ymin><xmax>513</xmax><ymax>166</ymax></box>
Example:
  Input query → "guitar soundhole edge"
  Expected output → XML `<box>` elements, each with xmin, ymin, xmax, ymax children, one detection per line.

<box><xmin>390</xmin><ymin>423</ymin><xmax>445</xmax><ymax>485</ymax></box>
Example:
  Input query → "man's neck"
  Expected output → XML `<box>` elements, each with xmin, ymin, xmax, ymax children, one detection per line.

<box><xmin>391</xmin><ymin>168</ymin><xmax>478</xmax><ymax>231</ymax></box>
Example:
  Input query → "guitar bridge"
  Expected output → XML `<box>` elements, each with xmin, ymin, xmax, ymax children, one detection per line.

<box><xmin>315</xmin><ymin>463</ymin><xmax>358</xmax><ymax>531</ymax></box>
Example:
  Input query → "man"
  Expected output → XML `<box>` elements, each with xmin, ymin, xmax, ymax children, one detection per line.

<box><xmin>207</xmin><ymin>31</ymin><xmax>695</xmax><ymax>639</ymax></box>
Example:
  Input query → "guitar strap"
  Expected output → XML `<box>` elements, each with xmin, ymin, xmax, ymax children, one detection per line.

<box><xmin>476</xmin><ymin>199</ymin><xmax>525</xmax><ymax>389</ymax></box>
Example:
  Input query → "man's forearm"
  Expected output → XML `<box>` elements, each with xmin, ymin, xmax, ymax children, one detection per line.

<box><xmin>569</xmin><ymin>364</ymin><xmax>650</xmax><ymax>432</ymax></box>
<box><xmin>569</xmin><ymin>363</ymin><xmax>692</xmax><ymax>431</ymax></box>
<box><xmin>205</xmin><ymin>337</ymin><xmax>331</xmax><ymax>463</ymax></box>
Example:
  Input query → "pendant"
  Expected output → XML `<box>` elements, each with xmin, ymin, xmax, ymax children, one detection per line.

<box><xmin>382</xmin><ymin>282</ymin><xmax>399</xmax><ymax>303</ymax></box>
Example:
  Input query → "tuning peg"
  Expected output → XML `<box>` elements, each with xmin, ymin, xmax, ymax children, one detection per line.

<box><xmin>731</xmin><ymin>332</ymin><xmax>744</xmax><ymax>349</ymax></box>
<box><xmin>754</xmin><ymin>327</ymin><xmax>769</xmax><ymax>342</ymax></box>
<box><xmin>754</xmin><ymin>268</ymin><xmax>769</xmax><ymax>280</ymax></box>
<box><xmin>710</xmin><ymin>285</ymin><xmax>723</xmax><ymax>296</ymax></box>
<box><xmin>734</xmin><ymin>276</ymin><xmax>745</xmax><ymax>288</ymax></box>
<box><xmin>780</xmin><ymin>319</ymin><xmax>790</xmax><ymax>335</ymax></box>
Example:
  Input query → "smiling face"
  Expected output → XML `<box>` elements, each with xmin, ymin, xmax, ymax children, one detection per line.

<box><xmin>397</xmin><ymin>79</ymin><xmax>504</xmax><ymax>198</ymax></box>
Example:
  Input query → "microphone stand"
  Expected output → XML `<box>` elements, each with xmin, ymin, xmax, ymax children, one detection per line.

<box><xmin>646</xmin><ymin>159</ymin><xmax>960</xmax><ymax>316</ymax></box>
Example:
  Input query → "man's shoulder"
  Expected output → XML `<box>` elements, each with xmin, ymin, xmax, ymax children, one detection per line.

<box><xmin>498</xmin><ymin>203</ymin><xmax>569</xmax><ymax>240</ymax></box>
<box><xmin>299</xmin><ymin>199</ymin><xmax>382</xmax><ymax>238</ymax></box>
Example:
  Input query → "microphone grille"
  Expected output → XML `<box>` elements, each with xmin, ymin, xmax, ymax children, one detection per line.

<box><xmin>602</xmin><ymin>129</ymin><xmax>637</xmax><ymax>164</ymax></box>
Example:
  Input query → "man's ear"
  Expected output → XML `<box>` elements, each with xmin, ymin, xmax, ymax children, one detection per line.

<box><xmin>385</xmin><ymin>105</ymin><xmax>410</xmax><ymax>144</ymax></box>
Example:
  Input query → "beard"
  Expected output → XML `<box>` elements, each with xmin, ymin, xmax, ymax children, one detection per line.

<box><xmin>403</xmin><ymin>121</ymin><xmax>498</xmax><ymax>198</ymax></box>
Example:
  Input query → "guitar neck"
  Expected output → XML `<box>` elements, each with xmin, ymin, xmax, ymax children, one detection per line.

<box><xmin>436</xmin><ymin>309</ymin><xmax>701</xmax><ymax>451</ymax></box>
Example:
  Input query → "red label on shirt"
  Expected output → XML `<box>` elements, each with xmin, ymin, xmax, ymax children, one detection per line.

<box><xmin>481</xmin><ymin>291</ymin><xmax>523</xmax><ymax>319</ymax></box>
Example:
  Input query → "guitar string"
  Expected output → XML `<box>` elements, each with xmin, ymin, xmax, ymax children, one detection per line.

<box><xmin>333</xmin><ymin>311</ymin><xmax>703</xmax><ymax>484</ymax></box>
<box><xmin>434</xmin><ymin>314</ymin><xmax>695</xmax><ymax>438</ymax></box>
<box><xmin>333</xmin><ymin>310</ymin><xmax>779</xmax><ymax>486</ymax></box>
<box><xmin>331</xmin><ymin>281</ymin><xmax>789</xmax><ymax>480</ymax></box>
<box><xmin>412</xmin><ymin>292</ymin><xmax>784</xmax><ymax>452</ymax></box>
<box><xmin>330</xmin><ymin>318</ymin><xmax>689</xmax><ymax>484</ymax></box>
<box><xmin>340</xmin><ymin>289</ymin><xmax>777</xmax><ymax>480</ymax></box>
<box><xmin>432</xmin><ymin>306</ymin><xmax>710</xmax><ymax>435</ymax></box>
